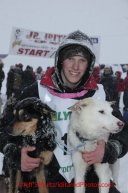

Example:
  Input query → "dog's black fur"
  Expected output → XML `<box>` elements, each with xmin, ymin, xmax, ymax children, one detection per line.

<box><xmin>6</xmin><ymin>97</ymin><xmax>56</xmax><ymax>193</ymax></box>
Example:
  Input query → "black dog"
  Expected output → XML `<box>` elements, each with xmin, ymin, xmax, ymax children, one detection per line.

<box><xmin>6</xmin><ymin>97</ymin><xmax>56</xmax><ymax>193</ymax></box>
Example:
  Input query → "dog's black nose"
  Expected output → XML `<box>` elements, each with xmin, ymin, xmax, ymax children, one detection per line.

<box><xmin>117</xmin><ymin>121</ymin><xmax>124</xmax><ymax>129</ymax></box>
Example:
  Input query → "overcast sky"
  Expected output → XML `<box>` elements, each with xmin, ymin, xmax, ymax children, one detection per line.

<box><xmin>0</xmin><ymin>0</ymin><xmax>128</xmax><ymax>66</ymax></box>
<box><xmin>0</xmin><ymin>0</ymin><xmax>128</xmax><ymax>92</ymax></box>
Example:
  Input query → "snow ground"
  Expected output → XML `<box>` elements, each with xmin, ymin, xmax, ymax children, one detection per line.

<box><xmin>0</xmin><ymin>93</ymin><xmax>128</xmax><ymax>193</ymax></box>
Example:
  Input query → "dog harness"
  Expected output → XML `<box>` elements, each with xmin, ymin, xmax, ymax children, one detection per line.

<box><xmin>55</xmin><ymin>135</ymin><xmax>87</xmax><ymax>154</ymax></box>
<box><xmin>38</xmin><ymin>81</ymin><xmax>105</xmax><ymax>183</ymax></box>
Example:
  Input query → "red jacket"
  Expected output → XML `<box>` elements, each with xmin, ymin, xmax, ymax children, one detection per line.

<box><xmin>40</xmin><ymin>67</ymin><xmax>98</xmax><ymax>91</ymax></box>
<box><xmin>116</xmin><ymin>75</ymin><xmax>128</xmax><ymax>92</ymax></box>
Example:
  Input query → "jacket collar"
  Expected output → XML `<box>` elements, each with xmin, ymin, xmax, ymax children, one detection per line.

<box><xmin>40</xmin><ymin>67</ymin><xmax>98</xmax><ymax>91</ymax></box>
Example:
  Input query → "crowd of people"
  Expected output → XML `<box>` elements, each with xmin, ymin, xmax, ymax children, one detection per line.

<box><xmin>5</xmin><ymin>64</ymin><xmax>45</xmax><ymax>99</ymax></box>
<box><xmin>0</xmin><ymin>57</ymin><xmax>128</xmax><ymax>123</ymax></box>
<box><xmin>93</xmin><ymin>64</ymin><xmax>128</xmax><ymax>122</ymax></box>
<box><xmin>0</xmin><ymin>30</ymin><xmax>128</xmax><ymax>193</ymax></box>
<box><xmin>1</xmin><ymin>55</ymin><xmax>128</xmax><ymax>123</ymax></box>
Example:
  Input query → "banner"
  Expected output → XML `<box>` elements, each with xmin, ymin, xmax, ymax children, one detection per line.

<box><xmin>0</xmin><ymin>54</ymin><xmax>8</xmax><ymax>60</ymax></box>
<box><xmin>9</xmin><ymin>27</ymin><xmax>100</xmax><ymax>62</ymax></box>
<box><xmin>120</xmin><ymin>64</ymin><xmax>128</xmax><ymax>73</ymax></box>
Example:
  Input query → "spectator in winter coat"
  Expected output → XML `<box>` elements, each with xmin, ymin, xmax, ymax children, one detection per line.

<box><xmin>114</xmin><ymin>71</ymin><xmax>123</xmax><ymax>109</ymax></box>
<box><xmin>123</xmin><ymin>90</ymin><xmax>128</xmax><ymax>109</ymax></box>
<box><xmin>30</xmin><ymin>66</ymin><xmax>36</xmax><ymax>79</ymax></box>
<box><xmin>99</xmin><ymin>63</ymin><xmax>105</xmax><ymax>79</ymax></box>
<box><xmin>122</xmin><ymin>71</ymin><xmax>128</xmax><ymax>109</ymax></box>
<box><xmin>115</xmin><ymin>70</ymin><xmax>128</xmax><ymax>122</ymax></box>
<box><xmin>21</xmin><ymin>65</ymin><xmax>36</xmax><ymax>91</ymax></box>
<box><xmin>35</xmin><ymin>66</ymin><xmax>44</xmax><ymax>80</ymax></box>
<box><xmin>116</xmin><ymin>71</ymin><xmax>128</xmax><ymax>90</ymax></box>
<box><xmin>6</xmin><ymin>65</ymin><xmax>15</xmax><ymax>99</ymax></box>
<box><xmin>115</xmin><ymin>70</ymin><xmax>128</xmax><ymax>108</ymax></box>
<box><xmin>0</xmin><ymin>30</ymin><xmax>128</xmax><ymax>193</ymax></box>
<box><xmin>93</xmin><ymin>65</ymin><xmax>101</xmax><ymax>83</ymax></box>
<box><xmin>99</xmin><ymin>65</ymin><xmax>118</xmax><ymax>101</ymax></box>
<box><xmin>123</xmin><ymin>106</ymin><xmax>128</xmax><ymax>123</ymax></box>
<box><xmin>0</xmin><ymin>61</ymin><xmax>5</xmax><ymax>94</ymax></box>
<box><xmin>6</xmin><ymin>64</ymin><xmax>23</xmax><ymax>99</ymax></box>
<box><xmin>18</xmin><ymin>63</ymin><xmax>23</xmax><ymax>71</ymax></box>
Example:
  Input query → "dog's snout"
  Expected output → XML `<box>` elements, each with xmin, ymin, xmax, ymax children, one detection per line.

<box><xmin>117</xmin><ymin>121</ymin><xmax>124</xmax><ymax>129</ymax></box>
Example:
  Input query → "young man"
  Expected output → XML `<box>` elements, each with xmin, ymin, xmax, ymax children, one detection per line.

<box><xmin>0</xmin><ymin>30</ymin><xmax>128</xmax><ymax>193</ymax></box>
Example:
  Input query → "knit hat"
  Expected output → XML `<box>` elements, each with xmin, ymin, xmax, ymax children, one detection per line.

<box><xmin>58</xmin><ymin>45</ymin><xmax>91</xmax><ymax>64</ymax></box>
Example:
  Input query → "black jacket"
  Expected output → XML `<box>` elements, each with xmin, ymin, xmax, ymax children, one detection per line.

<box><xmin>0</xmin><ymin>81</ymin><xmax>127</xmax><ymax>193</ymax></box>
<box><xmin>0</xmin><ymin>67</ymin><xmax>5</xmax><ymax>83</ymax></box>
<box><xmin>100</xmin><ymin>74</ymin><xmax>118</xmax><ymax>101</ymax></box>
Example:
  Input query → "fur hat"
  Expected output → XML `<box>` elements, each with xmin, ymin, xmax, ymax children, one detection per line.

<box><xmin>58</xmin><ymin>45</ymin><xmax>91</xmax><ymax>64</ymax></box>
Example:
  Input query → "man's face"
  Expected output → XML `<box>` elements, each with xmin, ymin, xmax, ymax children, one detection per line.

<box><xmin>104</xmin><ymin>68</ymin><xmax>111</xmax><ymax>75</ymax></box>
<box><xmin>61</xmin><ymin>56</ymin><xmax>88</xmax><ymax>89</ymax></box>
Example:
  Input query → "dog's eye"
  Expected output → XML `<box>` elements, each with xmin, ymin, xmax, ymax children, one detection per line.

<box><xmin>99</xmin><ymin>110</ymin><xmax>105</xmax><ymax>114</ymax></box>
<box><xmin>20</xmin><ymin>113</ymin><xmax>31</xmax><ymax>121</ymax></box>
<box><xmin>24</xmin><ymin>114</ymin><xmax>28</xmax><ymax>118</ymax></box>
<box><xmin>24</xmin><ymin>113</ymin><xmax>31</xmax><ymax>119</ymax></box>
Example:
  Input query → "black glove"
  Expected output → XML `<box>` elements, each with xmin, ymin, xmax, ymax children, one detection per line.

<box><xmin>101</xmin><ymin>140</ymin><xmax>122</xmax><ymax>164</ymax></box>
<box><xmin>3</xmin><ymin>143</ymin><xmax>21</xmax><ymax>170</ymax></box>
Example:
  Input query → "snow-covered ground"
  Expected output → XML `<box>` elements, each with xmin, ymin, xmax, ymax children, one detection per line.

<box><xmin>0</xmin><ymin>92</ymin><xmax>128</xmax><ymax>193</ymax></box>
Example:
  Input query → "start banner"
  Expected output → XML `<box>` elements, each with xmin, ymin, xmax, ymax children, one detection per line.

<box><xmin>9</xmin><ymin>27</ymin><xmax>100</xmax><ymax>62</ymax></box>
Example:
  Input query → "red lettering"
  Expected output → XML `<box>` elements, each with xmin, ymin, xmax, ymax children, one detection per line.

<box><xmin>43</xmin><ymin>50</ymin><xmax>50</xmax><ymax>56</ymax></box>
<box><xmin>17</xmin><ymin>48</ymin><xmax>49</xmax><ymax>57</ymax></box>
<box><xmin>29</xmin><ymin>49</ymin><xmax>35</xmax><ymax>55</ymax></box>
<box><xmin>45</xmin><ymin>33</ymin><xmax>53</xmax><ymax>40</ymax></box>
<box><xmin>53</xmin><ymin>34</ymin><xmax>57</xmax><ymax>41</ymax></box>
<box><xmin>36</xmin><ymin>50</ymin><xmax>43</xmax><ymax>56</ymax></box>
<box><xmin>17</xmin><ymin>48</ymin><xmax>24</xmax><ymax>54</ymax></box>
<box><xmin>26</xmin><ymin>31</ymin><xmax>39</xmax><ymax>39</ymax></box>
<box><xmin>26</xmin><ymin>31</ymin><xmax>33</xmax><ymax>39</ymax></box>
<box><xmin>33</xmin><ymin>32</ymin><xmax>39</xmax><ymax>38</ymax></box>
<box><xmin>56</xmin><ymin>35</ymin><xmax>64</xmax><ymax>42</ymax></box>
<box><xmin>24</xmin><ymin>49</ymin><xmax>30</xmax><ymax>54</ymax></box>
<box><xmin>45</xmin><ymin>33</ymin><xmax>65</xmax><ymax>42</ymax></box>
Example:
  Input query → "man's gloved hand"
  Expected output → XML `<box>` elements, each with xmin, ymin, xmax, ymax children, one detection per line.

<box><xmin>3</xmin><ymin>143</ymin><xmax>21</xmax><ymax>170</ymax></box>
<box><xmin>101</xmin><ymin>139</ymin><xmax>122</xmax><ymax>164</ymax></box>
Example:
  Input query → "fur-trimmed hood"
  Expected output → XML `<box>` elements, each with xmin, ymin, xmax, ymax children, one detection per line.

<box><xmin>40</xmin><ymin>66</ymin><xmax>98</xmax><ymax>92</ymax></box>
<box><xmin>52</xmin><ymin>30</ymin><xmax>96</xmax><ymax>92</ymax></box>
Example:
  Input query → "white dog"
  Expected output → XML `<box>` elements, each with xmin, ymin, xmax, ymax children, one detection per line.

<box><xmin>67</xmin><ymin>98</ymin><xmax>124</xmax><ymax>193</ymax></box>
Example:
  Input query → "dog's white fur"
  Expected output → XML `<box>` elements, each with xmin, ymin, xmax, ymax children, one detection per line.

<box><xmin>68</xmin><ymin>98</ymin><xmax>124</xmax><ymax>193</ymax></box>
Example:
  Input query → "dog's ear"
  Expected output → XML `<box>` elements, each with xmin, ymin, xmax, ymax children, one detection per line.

<box><xmin>68</xmin><ymin>101</ymin><xmax>88</xmax><ymax>112</ymax></box>
<box><xmin>108</xmin><ymin>101</ymin><xmax>116</xmax><ymax>106</ymax></box>
<box><xmin>68</xmin><ymin>102</ymin><xmax>82</xmax><ymax>112</ymax></box>
<box><xmin>68</xmin><ymin>104</ymin><xmax>81</xmax><ymax>112</ymax></box>
<box><xmin>41</xmin><ymin>103</ymin><xmax>55</xmax><ymax>115</ymax></box>
<box><xmin>15</xmin><ymin>97</ymin><xmax>56</xmax><ymax>115</ymax></box>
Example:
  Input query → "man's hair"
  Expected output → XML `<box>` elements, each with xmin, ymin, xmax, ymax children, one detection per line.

<box><xmin>58</xmin><ymin>45</ymin><xmax>91</xmax><ymax>64</ymax></box>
